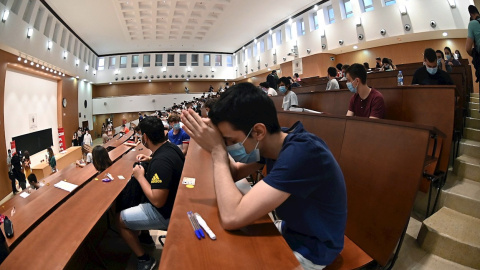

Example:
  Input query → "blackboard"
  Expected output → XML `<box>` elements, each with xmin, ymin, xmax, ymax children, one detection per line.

<box><xmin>12</xmin><ymin>128</ymin><xmax>54</xmax><ymax>155</ymax></box>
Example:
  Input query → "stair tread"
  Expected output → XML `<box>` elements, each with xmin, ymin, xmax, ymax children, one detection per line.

<box><xmin>457</xmin><ymin>154</ymin><xmax>480</xmax><ymax>165</ymax></box>
<box><xmin>415</xmin><ymin>254</ymin><xmax>477</xmax><ymax>270</ymax></box>
<box><xmin>445</xmin><ymin>178</ymin><xmax>480</xmax><ymax>201</ymax></box>
<box><xmin>423</xmin><ymin>207</ymin><xmax>480</xmax><ymax>248</ymax></box>
<box><xmin>464</xmin><ymin>127</ymin><xmax>480</xmax><ymax>132</ymax></box>
<box><xmin>460</xmin><ymin>139</ymin><xmax>480</xmax><ymax>147</ymax></box>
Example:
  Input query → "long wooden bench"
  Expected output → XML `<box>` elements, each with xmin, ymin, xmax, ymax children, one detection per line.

<box><xmin>277</xmin><ymin>112</ymin><xmax>439</xmax><ymax>269</ymax></box>
<box><xmin>0</xmin><ymin>145</ymin><xmax>151</xmax><ymax>269</ymax></box>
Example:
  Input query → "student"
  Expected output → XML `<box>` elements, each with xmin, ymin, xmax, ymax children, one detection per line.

<box><xmin>267</xmin><ymin>70</ymin><xmax>279</xmax><ymax>90</ymax></box>
<box><xmin>444</xmin><ymin>47</ymin><xmax>461</xmax><ymax>67</ymax></box>
<box><xmin>338</xmin><ymin>65</ymin><xmax>349</xmax><ymax>81</ymax></box>
<box><xmin>455</xmin><ymin>50</ymin><xmax>463</xmax><ymax>60</ymax></box>
<box><xmin>380</xmin><ymin>58</ymin><xmax>394</xmax><ymax>71</ymax></box>
<box><xmin>336</xmin><ymin>63</ymin><xmax>343</xmax><ymax>78</ymax></box>
<box><xmin>293</xmin><ymin>73</ymin><xmax>301</xmax><ymax>82</ymax></box>
<box><xmin>47</xmin><ymin>147</ymin><xmax>57</xmax><ymax>173</ymax></box>
<box><xmin>278</xmin><ymin>77</ymin><xmax>298</xmax><ymax>111</ymax></box>
<box><xmin>117</xmin><ymin>116</ymin><xmax>185</xmax><ymax>270</ymax></box>
<box><xmin>91</xmin><ymin>145</ymin><xmax>112</xmax><ymax>171</ymax></box>
<box><xmin>83</xmin><ymin>129</ymin><xmax>93</xmax><ymax>146</ymax></box>
<box><xmin>412</xmin><ymin>48</ymin><xmax>455</xmax><ymax>85</ymax></box>
<box><xmin>133</xmin><ymin>126</ymin><xmax>142</xmax><ymax>144</ymax></box>
<box><xmin>204</xmin><ymin>98</ymin><xmax>217</xmax><ymax>116</ymax></box>
<box><xmin>375</xmin><ymin>57</ymin><xmax>382</xmax><ymax>69</ymax></box>
<box><xmin>259</xmin><ymin>82</ymin><xmax>278</xmax><ymax>96</ymax></box>
<box><xmin>102</xmin><ymin>129</ymin><xmax>108</xmax><ymax>144</ymax></box>
<box><xmin>77</xmin><ymin>127</ymin><xmax>84</xmax><ymax>146</ymax></box>
<box><xmin>346</xmin><ymin>63</ymin><xmax>386</xmax><ymax>119</ymax></box>
<box><xmin>167</xmin><ymin>114</ymin><xmax>190</xmax><ymax>155</ymax></box>
<box><xmin>363</xmin><ymin>62</ymin><xmax>370</xmax><ymax>70</ymax></box>
<box><xmin>107</xmin><ymin>127</ymin><xmax>113</xmax><ymax>141</ymax></box>
<box><xmin>72</xmin><ymin>132</ymin><xmax>79</xmax><ymax>146</ymax></box>
<box><xmin>76</xmin><ymin>145</ymin><xmax>93</xmax><ymax>168</ymax></box>
<box><xmin>122</xmin><ymin>124</ymin><xmax>130</xmax><ymax>134</ymax></box>
<box><xmin>7</xmin><ymin>149</ymin><xmax>18</xmax><ymax>194</ymax></box>
<box><xmin>27</xmin><ymin>174</ymin><xmax>43</xmax><ymax>190</ymax></box>
<box><xmin>436</xmin><ymin>50</ymin><xmax>448</xmax><ymax>72</ymax></box>
<box><xmin>180</xmin><ymin>83</ymin><xmax>347</xmax><ymax>269</ymax></box>
<box><xmin>23</xmin><ymin>151</ymin><xmax>31</xmax><ymax>178</ymax></box>
<box><xmin>326</xmin><ymin>67</ymin><xmax>340</xmax><ymax>90</ymax></box>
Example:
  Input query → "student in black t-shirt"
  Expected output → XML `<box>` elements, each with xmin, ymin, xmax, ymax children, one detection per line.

<box><xmin>412</xmin><ymin>48</ymin><xmax>454</xmax><ymax>85</ymax></box>
<box><xmin>117</xmin><ymin>116</ymin><xmax>185</xmax><ymax>270</ymax></box>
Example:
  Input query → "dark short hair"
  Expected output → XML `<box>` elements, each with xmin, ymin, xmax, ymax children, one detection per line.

<box><xmin>294</xmin><ymin>73</ymin><xmax>299</xmax><ymax>77</ymax></box>
<box><xmin>327</xmin><ymin>67</ymin><xmax>337</xmax><ymax>77</ymax></box>
<box><xmin>92</xmin><ymin>146</ymin><xmax>113</xmax><ymax>171</ymax></box>
<box><xmin>259</xmin><ymin>82</ymin><xmax>269</xmax><ymax>88</ymax></box>
<box><xmin>336</xmin><ymin>63</ymin><xmax>343</xmax><ymax>70</ymax></box>
<box><xmin>342</xmin><ymin>64</ymin><xmax>350</xmax><ymax>71</ymax></box>
<box><xmin>209</xmin><ymin>83</ymin><xmax>281</xmax><ymax>136</ymax></box>
<box><xmin>424</xmin><ymin>48</ymin><xmax>437</xmax><ymax>63</ymax></box>
<box><xmin>277</xmin><ymin>77</ymin><xmax>291</xmax><ymax>87</ymax></box>
<box><xmin>436</xmin><ymin>50</ymin><xmax>445</xmax><ymax>59</ymax></box>
<box><xmin>205</xmin><ymin>98</ymin><xmax>217</xmax><ymax>109</ymax></box>
<box><xmin>382</xmin><ymin>58</ymin><xmax>389</xmax><ymax>64</ymax></box>
<box><xmin>376</xmin><ymin>57</ymin><xmax>381</xmax><ymax>61</ymax></box>
<box><xmin>469</xmin><ymin>5</ymin><xmax>479</xmax><ymax>15</ymax></box>
<box><xmin>167</xmin><ymin>114</ymin><xmax>180</xmax><ymax>123</ymax></box>
<box><xmin>27</xmin><ymin>174</ymin><xmax>37</xmax><ymax>183</ymax></box>
<box><xmin>138</xmin><ymin>116</ymin><xmax>167</xmax><ymax>145</ymax></box>
<box><xmin>346</xmin><ymin>63</ymin><xmax>368</xmax><ymax>84</ymax></box>
<box><xmin>363</xmin><ymin>62</ymin><xmax>370</xmax><ymax>69</ymax></box>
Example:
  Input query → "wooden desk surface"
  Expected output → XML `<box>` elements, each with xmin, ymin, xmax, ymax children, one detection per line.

<box><xmin>0</xmin><ymin>145</ymin><xmax>151</xmax><ymax>270</ymax></box>
<box><xmin>0</xmin><ymin>144</ymin><xmax>133</xmax><ymax>249</ymax></box>
<box><xmin>159</xmin><ymin>140</ymin><xmax>301</xmax><ymax>270</ymax></box>
<box><xmin>31</xmin><ymin>146</ymin><xmax>82</xmax><ymax>170</ymax></box>
<box><xmin>103</xmin><ymin>131</ymin><xmax>134</xmax><ymax>148</ymax></box>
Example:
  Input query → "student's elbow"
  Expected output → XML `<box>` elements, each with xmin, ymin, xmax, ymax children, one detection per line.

<box><xmin>220</xmin><ymin>215</ymin><xmax>243</xmax><ymax>230</ymax></box>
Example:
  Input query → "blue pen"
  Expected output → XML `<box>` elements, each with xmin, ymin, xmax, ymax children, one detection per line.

<box><xmin>192</xmin><ymin>213</ymin><xmax>206</xmax><ymax>238</ymax></box>
<box><xmin>187</xmin><ymin>211</ymin><xmax>203</xmax><ymax>239</ymax></box>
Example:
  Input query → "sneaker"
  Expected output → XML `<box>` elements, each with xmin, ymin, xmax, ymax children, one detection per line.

<box><xmin>137</xmin><ymin>256</ymin><xmax>156</xmax><ymax>270</ymax></box>
<box><xmin>138</xmin><ymin>232</ymin><xmax>155</xmax><ymax>247</ymax></box>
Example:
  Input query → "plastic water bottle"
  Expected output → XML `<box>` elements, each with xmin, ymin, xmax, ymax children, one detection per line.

<box><xmin>397</xmin><ymin>71</ymin><xmax>404</xmax><ymax>86</ymax></box>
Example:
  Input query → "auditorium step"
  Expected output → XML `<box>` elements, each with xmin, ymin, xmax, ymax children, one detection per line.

<box><xmin>471</xmin><ymin>96</ymin><xmax>479</xmax><ymax>103</ymax></box>
<box><xmin>453</xmin><ymin>155</ymin><xmax>480</xmax><ymax>182</ymax></box>
<box><xmin>470</xmin><ymin>109</ymin><xmax>480</xmax><ymax>119</ymax></box>
<box><xmin>472</xmin><ymin>93</ymin><xmax>479</xmax><ymax>98</ymax></box>
<box><xmin>417</xmin><ymin>207</ymin><xmax>480</xmax><ymax>269</ymax></box>
<box><xmin>442</xmin><ymin>176</ymin><xmax>480</xmax><ymax>219</ymax></box>
<box><xmin>465</xmin><ymin>117</ymin><xmax>480</xmax><ymax>129</ymax></box>
<box><xmin>470</xmin><ymin>102</ymin><xmax>479</xmax><ymax>110</ymax></box>
<box><xmin>459</xmin><ymin>139</ymin><xmax>480</xmax><ymax>159</ymax></box>
<box><xmin>464</xmin><ymin>127</ymin><xmax>480</xmax><ymax>141</ymax></box>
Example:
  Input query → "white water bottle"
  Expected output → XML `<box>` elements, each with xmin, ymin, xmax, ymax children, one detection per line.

<box><xmin>397</xmin><ymin>71</ymin><xmax>404</xmax><ymax>86</ymax></box>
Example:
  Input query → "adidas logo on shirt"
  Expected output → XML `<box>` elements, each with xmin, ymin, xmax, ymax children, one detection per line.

<box><xmin>151</xmin><ymin>173</ymin><xmax>162</xmax><ymax>184</ymax></box>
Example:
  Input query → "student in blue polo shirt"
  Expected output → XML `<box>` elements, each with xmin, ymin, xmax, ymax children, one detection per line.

<box><xmin>181</xmin><ymin>83</ymin><xmax>347</xmax><ymax>269</ymax></box>
<box><xmin>167</xmin><ymin>114</ymin><xmax>190</xmax><ymax>155</ymax></box>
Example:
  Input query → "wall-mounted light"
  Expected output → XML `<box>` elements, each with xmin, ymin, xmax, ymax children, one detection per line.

<box><xmin>254</xmin><ymin>39</ymin><xmax>258</xmax><ymax>44</ymax></box>
<box><xmin>162</xmin><ymin>66</ymin><xmax>167</xmax><ymax>72</ymax></box>
<box><xmin>288</xmin><ymin>18</ymin><xmax>293</xmax><ymax>24</ymax></box>
<box><xmin>319</xmin><ymin>28</ymin><xmax>325</xmax><ymax>37</ymax></box>
<box><xmin>24</xmin><ymin>58</ymin><xmax>27</xmax><ymax>63</ymax></box>
<box><xmin>447</xmin><ymin>0</ymin><xmax>456</xmax><ymax>8</ymax></box>
<box><xmin>30</xmin><ymin>61</ymin><xmax>34</xmax><ymax>66</ymax></box>
<box><xmin>399</xmin><ymin>5</ymin><xmax>407</xmax><ymax>15</ymax></box>
<box><xmin>314</xmin><ymin>5</ymin><xmax>318</xmax><ymax>11</ymax></box>
<box><xmin>47</xmin><ymin>40</ymin><xmax>53</xmax><ymax>50</ymax></box>
<box><xmin>353</xmin><ymin>45</ymin><xmax>358</xmax><ymax>49</ymax></box>
<box><xmin>63</xmin><ymin>51</ymin><xmax>68</xmax><ymax>59</ymax></box>
<box><xmin>355</xmin><ymin>17</ymin><xmax>362</xmax><ymax>27</ymax></box>
<box><xmin>1</xmin><ymin>10</ymin><xmax>9</xmax><ymax>22</ymax></box>
<box><xmin>85</xmin><ymin>65</ymin><xmax>89</xmax><ymax>71</ymax></box>
<box><xmin>114</xmin><ymin>69</ymin><xmax>119</xmax><ymax>75</ymax></box>
<box><xmin>75</xmin><ymin>59</ymin><xmax>79</xmax><ymax>66</ymax></box>
<box><xmin>17</xmin><ymin>53</ymin><xmax>21</xmax><ymax>61</ymax></box>
<box><xmin>211</xmin><ymin>67</ymin><xmax>215</xmax><ymax>72</ymax></box>
<box><xmin>27</xmin><ymin>28</ymin><xmax>33</xmax><ymax>38</ymax></box>
<box><xmin>187</xmin><ymin>66</ymin><xmax>192</xmax><ymax>72</ymax></box>
<box><xmin>442</xmin><ymin>32</ymin><xmax>448</xmax><ymax>37</ymax></box>
<box><xmin>36</xmin><ymin>61</ymin><xmax>39</xmax><ymax>67</ymax></box>
<box><xmin>137</xmin><ymin>67</ymin><xmax>142</xmax><ymax>73</ymax></box>
<box><xmin>93</xmin><ymin>70</ymin><xmax>96</xmax><ymax>75</ymax></box>
<box><xmin>269</xmin><ymin>29</ymin><xmax>273</xmax><ymax>35</ymax></box>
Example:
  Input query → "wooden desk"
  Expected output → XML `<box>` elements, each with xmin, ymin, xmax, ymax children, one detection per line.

<box><xmin>103</xmin><ymin>131</ymin><xmax>134</xmax><ymax>148</ymax></box>
<box><xmin>0</xmin><ymin>144</ymin><xmax>133</xmax><ymax>249</ymax></box>
<box><xmin>0</xmin><ymin>145</ymin><xmax>151</xmax><ymax>269</ymax></box>
<box><xmin>31</xmin><ymin>146</ymin><xmax>82</xmax><ymax>180</ymax></box>
<box><xmin>159</xmin><ymin>140</ymin><xmax>301</xmax><ymax>270</ymax></box>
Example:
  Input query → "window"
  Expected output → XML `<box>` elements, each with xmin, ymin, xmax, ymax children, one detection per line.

<box><xmin>267</xmin><ymin>34</ymin><xmax>273</xmax><ymax>50</ymax></box>
<box><xmin>44</xmin><ymin>15</ymin><xmax>53</xmax><ymax>37</ymax></box>
<box><xmin>23</xmin><ymin>0</ymin><xmax>35</xmax><ymax>23</ymax></box>
<box><xmin>167</xmin><ymin>54</ymin><xmax>175</xmax><ymax>66</ymax></box>
<box><xmin>276</xmin><ymin>30</ymin><xmax>283</xmax><ymax>46</ymax></box>
<box><xmin>344</xmin><ymin>0</ymin><xmax>353</xmax><ymax>18</ymax></box>
<box><xmin>363</xmin><ymin>0</ymin><xmax>374</xmax><ymax>11</ymax></box>
<box><xmin>191</xmin><ymin>54</ymin><xmax>199</xmax><ymax>66</ymax></box>
<box><xmin>10</xmin><ymin>0</ymin><xmax>22</xmax><ymax>15</ymax></box>
<box><xmin>73</xmin><ymin>39</ymin><xmax>78</xmax><ymax>56</ymax></box>
<box><xmin>34</xmin><ymin>7</ymin><xmax>45</xmax><ymax>31</ymax></box>
<box><xmin>297</xmin><ymin>18</ymin><xmax>305</xmax><ymax>36</ymax></box>
<box><xmin>226</xmin><ymin>55</ymin><xmax>233</xmax><ymax>67</ymax></box>
<box><xmin>120</xmin><ymin>56</ymin><xmax>127</xmax><ymax>68</ymax></box>
<box><xmin>67</xmin><ymin>35</ymin><xmax>73</xmax><ymax>52</ymax></box>
<box><xmin>312</xmin><ymin>12</ymin><xmax>319</xmax><ymax>31</ymax></box>
<box><xmin>215</xmin><ymin>55</ymin><xmax>222</xmax><ymax>66</ymax></box>
<box><xmin>327</xmin><ymin>5</ymin><xmax>335</xmax><ymax>24</ymax></box>
<box><xmin>179</xmin><ymin>54</ymin><xmax>187</xmax><ymax>66</ymax></box>
<box><xmin>98</xmin><ymin>58</ymin><xmax>105</xmax><ymax>71</ymax></box>
<box><xmin>52</xmin><ymin>23</ymin><xmax>60</xmax><ymax>43</ymax></box>
<box><xmin>245</xmin><ymin>48</ymin><xmax>251</xmax><ymax>60</ymax></box>
<box><xmin>131</xmin><ymin>55</ymin><xmax>139</xmax><ymax>68</ymax></box>
<box><xmin>285</xmin><ymin>24</ymin><xmax>292</xmax><ymax>41</ymax></box>
<box><xmin>253</xmin><ymin>43</ymin><xmax>257</xmax><ymax>57</ymax></box>
<box><xmin>60</xmin><ymin>29</ymin><xmax>67</xmax><ymax>48</ymax></box>
<box><xmin>108</xmin><ymin>57</ymin><xmax>116</xmax><ymax>69</ymax></box>
<box><xmin>384</xmin><ymin>0</ymin><xmax>395</xmax><ymax>6</ymax></box>
<box><xmin>259</xmin><ymin>39</ymin><xmax>265</xmax><ymax>53</ymax></box>
<box><xmin>143</xmin><ymin>54</ymin><xmax>150</xmax><ymax>67</ymax></box>
<box><xmin>203</xmin><ymin>54</ymin><xmax>210</xmax><ymax>66</ymax></box>
<box><xmin>155</xmin><ymin>54</ymin><xmax>163</xmax><ymax>66</ymax></box>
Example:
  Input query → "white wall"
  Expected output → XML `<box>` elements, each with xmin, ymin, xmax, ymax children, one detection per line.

<box><xmin>93</xmin><ymin>93</ymin><xmax>204</xmax><ymax>115</ymax></box>
<box><xmin>78</xmin><ymin>80</ymin><xmax>93</xmax><ymax>130</ymax></box>
<box><xmin>4</xmin><ymin>69</ymin><xmax>59</xmax><ymax>165</ymax></box>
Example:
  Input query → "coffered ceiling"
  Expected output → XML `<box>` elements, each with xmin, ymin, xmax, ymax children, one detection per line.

<box><xmin>45</xmin><ymin>0</ymin><xmax>320</xmax><ymax>55</ymax></box>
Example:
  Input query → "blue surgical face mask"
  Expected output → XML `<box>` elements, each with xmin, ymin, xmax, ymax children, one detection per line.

<box><xmin>446</xmin><ymin>54</ymin><xmax>452</xmax><ymax>60</ymax></box>
<box><xmin>278</xmin><ymin>86</ymin><xmax>287</xmax><ymax>94</ymax></box>
<box><xmin>226</xmin><ymin>128</ymin><xmax>260</xmax><ymax>164</ymax></box>
<box><xmin>426</xmin><ymin>66</ymin><xmax>438</xmax><ymax>75</ymax></box>
<box><xmin>173</xmin><ymin>123</ymin><xmax>181</xmax><ymax>130</ymax></box>
<box><xmin>346</xmin><ymin>81</ymin><xmax>357</xmax><ymax>93</ymax></box>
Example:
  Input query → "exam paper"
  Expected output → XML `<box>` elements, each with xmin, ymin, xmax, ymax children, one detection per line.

<box><xmin>54</xmin><ymin>181</ymin><xmax>78</xmax><ymax>192</ymax></box>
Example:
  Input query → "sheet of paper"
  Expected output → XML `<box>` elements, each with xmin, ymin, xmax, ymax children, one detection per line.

<box><xmin>19</xmin><ymin>192</ymin><xmax>30</xmax><ymax>198</ymax></box>
<box><xmin>182</xmin><ymin>177</ymin><xmax>196</xmax><ymax>185</ymax></box>
<box><xmin>118</xmin><ymin>175</ymin><xmax>125</xmax><ymax>180</ymax></box>
<box><xmin>54</xmin><ymin>181</ymin><xmax>78</xmax><ymax>192</ymax></box>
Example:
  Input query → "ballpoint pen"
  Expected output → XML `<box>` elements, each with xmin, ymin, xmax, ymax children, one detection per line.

<box><xmin>187</xmin><ymin>211</ymin><xmax>205</xmax><ymax>239</ymax></box>
<box><xmin>195</xmin><ymin>213</ymin><xmax>216</xmax><ymax>240</ymax></box>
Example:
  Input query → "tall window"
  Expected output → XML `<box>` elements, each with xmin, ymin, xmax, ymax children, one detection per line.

<box><xmin>226</xmin><ymin>55</ymin><xmax>233</xmax><ymax>67</ymax></box>
<box><xmin>363</xmin><ymin>0</ymin><xmax>375</xmax><ymax>11</ymax></box>
<box><xmin>191</xmin><ymin>54</ymin><xmax>199</xmax><ymax>66</ymax></box>
<box><xmin>327</xmin><ymin>5</ymin><xmax>335</xmax><ymax>24</ymax></box>
<box><xmin>285</xmin><ymin>24</ymin><xmax>292</xmax><ymax>41</ymax></box>
<box><xmin>297</xmin><ymin>18</ymin><xmax>305</xmax><ymax>36</ymax></box>
<box><xmin>120</xmin><ymin>56</ymin><xmax>127</xmax><ymax>68</ymax></box>
<box><xmin>384</xmin><ymin>0</ymin><xmax>396</xmax><ymax>6</ymax></box>
<box><xmin>167</xmin><ymin>54</ymin><xmax>175</xmax><ymax>66</ymax></box>
<box><xmin>259</xmin><ymin>39</ymin><xmax>265</xmax><ymax>53</ymax></box>
<box><xmin>143</xmin><ymin>54</ymin><xmax>150</xmax><ymax>67</ymax></box>
<box><xmin>97</xmin><ymin>58</ymin><xmax>105</xmax><ymax>71</ymax></box>
<box><xmin>312</xmin><ymin>12</ymin><xmax>319</xmax><ymax>31</ymax></box>
<box><xmin>179</xmin><ymin>54</ymin><xmax>187</xmax><ymax>66</ymax></box>
<box><xmin>203</xmin><ymin>54</ymin><xmax>210</xmax><ymax>66</ymax></box>
<box><xmin>131</xmin><ymin>55</ymin><xmax>139</xmax><ymax>68</ymax></box>
<box><xmin>108</xmin><ymin>56</ymin><xmax>116</xmax><ymax>69</ymax></box>
<box><xmin>276</xmin><ymin>29</ymin><xmax>283</xmax><ymax>46</ymax></box>
<box><xmin>267</xmin><ymin>34</ymin><xmax>273</xmax><ymax>50</ymax></box>
<box><xmin>215</xmin><ymin>55</ymin><xmax>222</xmax><ymax>66</ymax></box>
<box><xmin>253</xmin><ymin>43</ymin><xmax>258</xmax><ymax>57</ymax></box>
<box><xmin>155</xmin><ymin>54</ymin><xmax>163</xmax><ymax>66</ymax></box>
<box><xmin>344</xmin><ymin>0</ymin><xmax>353</xmax><ymax>18</ymax></box>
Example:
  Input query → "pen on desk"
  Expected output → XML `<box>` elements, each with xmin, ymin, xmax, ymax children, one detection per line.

<box><xmin>187</xmin><ymin>212</ymin><xmax>202</xmax><ymax>239</ymax></box>
<box><xmin>195</xmin><ymin>213</ymin><xmax>216</xmax><ymax>240</ymax></box>
<box><xmin>191</xmin><ymin>213</ymin><xmax>205</xmax><ymax>238</ymax></box>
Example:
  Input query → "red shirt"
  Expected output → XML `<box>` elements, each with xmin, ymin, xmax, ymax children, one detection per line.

<box><xmin>348</xmin><ymin>88</ymin><xmax>385</xmax><ymax>118</ymax></box>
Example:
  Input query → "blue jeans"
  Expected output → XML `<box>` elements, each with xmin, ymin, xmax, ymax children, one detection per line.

<box><xmin>120</xmin><ymin>203</ymin><xmax>169</xmax><ymax>231</ymax></box>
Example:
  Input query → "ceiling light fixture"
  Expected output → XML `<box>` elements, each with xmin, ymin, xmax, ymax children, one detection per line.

<box><xmin>314</xmin><ymin>5</ymin><xmax>318</xmax><ymax>11</ymax></box>
<box><xmin>17</xmin><ymin>53</ymin><xmax>21</xmax><ymax>61</ymax></box>
<box><xmin>442</xmin><ymin>32</ymin><xmax>448</xmax><ymax>37</ymax></box>
<box><xmin>353</xmin><ymin>45</ymin><xmax>358</xmax><ymax>49</ymax></box>
<box><xmin>1</xmin><ymin>10</ymin><xmax>9</xmax><ymax>22</ymax></box>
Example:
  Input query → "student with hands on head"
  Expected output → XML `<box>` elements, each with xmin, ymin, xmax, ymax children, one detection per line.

<box><xmin>181</xmin><ymin>83</ymin><xmax>347</xmax><ymax>270</ymax></box>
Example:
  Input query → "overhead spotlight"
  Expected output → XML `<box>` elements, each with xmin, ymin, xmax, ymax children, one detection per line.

<box><xmin>162</xmin><ymin>67</ymin><xmax>167</xmax><ymax>72</ymax></box>
<box><xmin>109</xmin><ymin>82</ymin><xmax>112</xmax><ymax>85</ymax></box>
<box><xmin>93</xmin><ymin>70</ymin><xmax>96</xmax><ymax>75</ymax></box>
<box><xmin>353</xmin><ymin>45</ymin><xmax>358</xmax><ymax>49</ymax></box>
<box><xmin>380</xmin><ymin>29</ymin><xmax>387</xmax><ymax>36</ymax></box>
<box><xmin>76</xmin><ymin>76</ymin><xmax>79</xmax><ymax>79</ymax></box>
<box><xmin>187</xmin><ymin>66</ymin><xmax>192</xmax><ymax>72</ymax></box>
<box><xmin>148</xmin><ymin>79</ymin><xmax>151</xmax><ymax>82</ymax></box>
<box><xmin>30</xmin><ymin>61</ymin><xmax>34</xmax><ymax>65</ymax></box>
<box><xmin>211</xmin><ymin>67</ymin><xmax>215</xmax><ymax>72</ymax></box>
<box><xmin>339</xmin><ymin>40</ymin><xmax>344</xmax><ymax>45</ymax></box>
<box><xmin>254</xmin><ymin>39</ymin><xmax>258</xmax><ymax>44</ymax></box>
<box><xmin>1</xmin><ymin>10</ymin><xmax>10</xmax><ymax>22</ymax></box>
<box><xmin>442</xmin><ymin>32</ymin><xmax>448</xmax><ymax>37</ymax></box>
<box><xmin>307</xmin><ymin>49</ymin><xmax>311</xmax><ymax>54</ymax></box>
<box><xmin>283</xmin><ymin>57</ymin><xmax>287</xmax><ymax>61</ymax></box>
<box><xmin>27</xmin><ymin>28</ymin><xmax>33</xmax><ymax>38</ymax></box>
<box><xmin>36</xmin><ymin>63</ymin><xmax>39</xmax><ymax>67</ymax></box>
<box><xmin>47</xmin><ymin>40</ymin><xmax>53</xmax><ymax>50</ymax></box>
<box><xmin>24</xmin><ymin>59</ymin><xmax>27</xmax><ymax>63</ymax></box>
<box><xmin>54</xmin><ymin>70</ymin><xmax>57</xmax><ymax>74</ymax></box>
<box><xmin>314</xmin><ymin>5</ymin><xmax>318</xmax><ymax>11</ymax></box>
<box><xmin>269</xmin><ymin>29</ymin><xmax>273</xmax><ymax>35</ymax></box>
<box><xmin>41</xmin><ymin>65</ymin><xmax>45</xmax><ymax>69</ymax></box>
<box><xmin>430</xmin><ymin>20</ymin><xmax>437</xmax><ymax>28</ymax></box>
<box><xmin>62</xmin><ymin>73</ymin><xmax>65</xmax><ymax>77</ymax></box>
<box><xmin>114</xmin><ymin>69</ymin><xmax>119</xmax><ymax>75</ymax></box>
<box><xmin>17</xmin><ymin>53</ymin><xmax>21</xmax><ymax>61</ymax></box>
